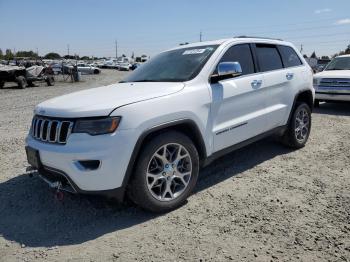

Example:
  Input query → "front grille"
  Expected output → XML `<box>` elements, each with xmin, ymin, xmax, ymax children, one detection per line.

<box><xmin>31</xmin><ymin>116</ymin><xmax>73</xmax><ymax>144</ymax></box>
<box><xmin>319</xmin><ymin>78</ymin><xmax>350</xmax><ymax>89</ymax></box>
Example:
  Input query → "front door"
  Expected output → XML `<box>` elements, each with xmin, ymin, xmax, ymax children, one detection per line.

<box><xmin>210</xmin><ymin>44</ymin><xmax>269</xmax><ymax>152</ymax></box>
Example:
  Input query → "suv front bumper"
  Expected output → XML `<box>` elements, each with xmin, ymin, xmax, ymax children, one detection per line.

<box><xmin>25</xmin><ymin>129</ymin><xmax>137</xmax><ymax>195</ymax></box>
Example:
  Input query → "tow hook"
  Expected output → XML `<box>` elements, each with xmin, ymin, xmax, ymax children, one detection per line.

<box><xmin>55</xmin><ymin>190</ymin><xmax>64</xmax><ymax>201</ymax></box>
<box><xmin>51</xmin><ymin>181</ymin><xmax>64</xmax><ymax>201</ymax></box>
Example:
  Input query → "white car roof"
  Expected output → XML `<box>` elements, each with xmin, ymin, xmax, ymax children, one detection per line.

<box><xmin>337</xmin><ymin>54</ymin><xmax>350</xmax><ymax>58</ymax></box>
<box><xmin>167</xmin><ymin>37</ymin><xmax>289</xmax><ymax>52</ymax></box>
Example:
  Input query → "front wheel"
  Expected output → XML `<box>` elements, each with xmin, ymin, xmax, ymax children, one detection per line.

<box><xmin>282</xmin><ymin>102</ymin><xmax>311</xmax><ymax>148</ymax></box>
<box><xmin>128</xmin><ymin>131</ymin><xmax>199</xmax><ymax>213</ymax></box>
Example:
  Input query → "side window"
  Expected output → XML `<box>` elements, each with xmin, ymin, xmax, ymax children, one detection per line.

<box><xmin>217</xmin><ymin>44</ymin><xmax>255</xmax><ymax>75</ymax></box>
<box><xmin>278</xmin><ymin>45</ymin><xmax>303</xmax><ymax>67</ymax></box>
<box><xmin>256</xmin><ymin>44</ymin><xmax>283</xmax><ymax>72</ymax></box>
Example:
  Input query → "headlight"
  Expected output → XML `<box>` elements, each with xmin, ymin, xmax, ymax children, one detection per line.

<box><xmin>73</xmin><ymin>117</ymin><xmax>121</xmax><ymax>135</ymax></box>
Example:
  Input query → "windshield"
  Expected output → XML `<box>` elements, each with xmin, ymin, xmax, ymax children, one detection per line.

<box><xmin>121</xmin><ymin>45</ymin><xmax>218</xmax><ymax>82</ymax></box>
<box><xmin>325</xmin><ymin>57</ymin><xmax>350</xmax><ymax>70</ymax></box>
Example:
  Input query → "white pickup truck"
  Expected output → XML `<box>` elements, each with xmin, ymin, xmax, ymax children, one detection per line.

<box><xmin>313</xmin><ymin>54</ymin><xmax>350</xmax><ymax>106</ymax></box>
<box><xmin>25</xmin><ymin>37</ymin><xmax>314</xmax><ymax>212</ymax></box>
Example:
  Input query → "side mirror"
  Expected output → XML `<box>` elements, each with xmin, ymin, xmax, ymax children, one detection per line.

<box><xmin>211</xmin><ymin>62</ymin><xmax>242</xmax><ymax>83</ymax></box>
<box><xmin>218</xmin><ymin>62</ymin><xmax>242</xmax><ymax>77</ymax></box>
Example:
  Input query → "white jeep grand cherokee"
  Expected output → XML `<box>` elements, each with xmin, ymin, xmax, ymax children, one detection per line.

<box><xmin>26</xmin><ymin>37</ymin><xmax>314</xmax><ymax>212</ymax></box>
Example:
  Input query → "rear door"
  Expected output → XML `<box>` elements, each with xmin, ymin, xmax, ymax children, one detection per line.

<box><xmin>277</xmin><ymin>45</ymin><xmax>306</xmax><ymax>125</ymax></box>
<box><xmin>253</xmin><ymin>43</ymin><xmax>294</xmax><ymax>129</ymax></box>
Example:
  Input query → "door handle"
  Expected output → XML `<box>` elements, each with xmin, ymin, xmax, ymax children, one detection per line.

<box><xmin>286</xmin><ymin>73</ymin><xmax>294</xmax><ymax>80</ymax></box>
<box><xmin>251</xmin><ymin>79</ymin><xmax>262</xmax><ymax>88</ymax></box>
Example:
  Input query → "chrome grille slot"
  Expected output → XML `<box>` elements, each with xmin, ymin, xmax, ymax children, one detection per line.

<box><xmin>319</xmin><ymin>78</ymin><xmax>350</xmax><ymax>89</ymax></box>
<box><xmin>31</xmin><ymin>116</ymin><xmax>74</xmax><ymax>144</ymax></box>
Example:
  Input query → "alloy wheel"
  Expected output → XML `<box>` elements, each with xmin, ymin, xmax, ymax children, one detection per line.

<box><xmin>146</xmin><ymin>143</ymin><xmax>192</xmax><ymax>202</ymax></box>
<box><xmin>295</xmin><ymin>108</ymin><xmax>310</xmax><ymax>143</ymax></box>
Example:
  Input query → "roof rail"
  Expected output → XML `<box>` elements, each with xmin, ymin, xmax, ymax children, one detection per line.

<box><xmin>235</xmin><ymin>36</ymin><xmax>283</xmax><ymax>41</ymax></box>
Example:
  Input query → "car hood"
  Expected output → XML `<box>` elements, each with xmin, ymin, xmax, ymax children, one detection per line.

<box><xmin>314</xmin><ymin>70</ymin><xmax>350</xmax><ymax>79</ymax></box>
<box><xmin>35</xmin><ymin>82</ymin><xmax>185</xmax><ymax>118</ymax></box>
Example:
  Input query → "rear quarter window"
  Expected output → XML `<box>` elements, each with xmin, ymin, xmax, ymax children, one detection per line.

<box><xmin>278</xmin><ymin>45</ymin><xmax>303</xmax><ymax>67</ymax></box>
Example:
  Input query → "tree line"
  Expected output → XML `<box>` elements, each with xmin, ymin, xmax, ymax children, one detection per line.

<box><xmin>0</xmin><ymin>49</ymin><xmax>148</xmax><ymax>60</ymax></box>
<box><xmin>303</xmin><ymin>44</ymin><xmax>350</xmax><ymax>60</ymax></box>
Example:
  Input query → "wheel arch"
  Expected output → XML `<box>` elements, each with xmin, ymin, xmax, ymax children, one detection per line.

<box><xmin>295</xmin><ymin>89</ymin><xmax>314</xmax><ymax>111</ymax></box>
<box><xmin>120</xmin><ymin>119</ymin><xmax>207</xmax><ymax>200</ymax></box>
<box><xmin>287</xmin><ymin>89</ymin><xmax>314</xmax><ymax>124</ymax></box>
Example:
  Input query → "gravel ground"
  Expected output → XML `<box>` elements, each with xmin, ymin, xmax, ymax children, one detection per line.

<box><xmin>0</xmin><ymin>70</ymin><xmax>349</xmax><ymax>262</ymax></box>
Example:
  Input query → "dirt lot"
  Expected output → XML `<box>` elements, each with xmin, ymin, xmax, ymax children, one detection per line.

<box><xmin>0</xmin><ymin>69</ymin><xmax>349</xmax><ymax>262</ymax></box>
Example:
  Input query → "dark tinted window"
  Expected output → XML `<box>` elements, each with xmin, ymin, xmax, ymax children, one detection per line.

<box><xmin>256</xmin><ymin>44</ymin><xmax>283</xmax><ymax>72</ymax></box>
<box><xmin>279</xmin><ymin>45</ymin><xmax>302</xmax><ymax>67</ymax></box>
<box><xmin>218</xmin><ymin>44</ymin><xmax>255</xmax><ymax>75</ymax></box>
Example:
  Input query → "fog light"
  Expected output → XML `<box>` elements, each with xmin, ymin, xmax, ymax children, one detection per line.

<box><xmin>75</xmin><ymin>160</ymin><xmax>101</xmax><ymax>171</ymax></box>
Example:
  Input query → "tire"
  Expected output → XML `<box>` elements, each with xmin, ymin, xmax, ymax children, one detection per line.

<box><xmin>16</xmin><ymin>76</ymin><xmax>27</xmax><ymax>89</ymax></box>
<box><xmin>282</xmin><ymin>102</ymin><xmax>312</xmax><ymax>148</ymax></box>
<box><xmin>46</xmin><ymin>76</ymin><xmax>55</xmax><ymax>86</ymax></box>
<box><xmin>0</xmin><ymin>81</ymin><xmax>4</xmax><ymax>89</ymax></box>
<box><xmin>94</xmin><ymin>69</ymin><xmax>100</xmax><ymax>74</ymax></box>
<box><xmin>314</xmin><ymin>99</ymin><xmax>320</xmax><ymax>107</ymax></box>
<box><xmin>128</xmin><ymin>131</ymin><xmax>199</xmax><ymax>213</ymax></box>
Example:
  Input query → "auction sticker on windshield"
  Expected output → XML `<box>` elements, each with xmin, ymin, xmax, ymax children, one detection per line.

<box><xmin>183</xmin><ymin>49</ymin><xmax>207</xmax><ymax>55</ymax></box>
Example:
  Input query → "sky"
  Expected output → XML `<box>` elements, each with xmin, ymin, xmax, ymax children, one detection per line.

<box><xmin>0</xmin><ymin>0</ymin><xmax>349</xmax><ymax>58</ymax></box>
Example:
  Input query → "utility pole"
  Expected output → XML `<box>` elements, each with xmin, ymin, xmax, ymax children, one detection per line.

<box><xmin>36</xmin><ymin>47</ymin><xmax>38</xmax><ymax>57</ymax></box>
<box><xmin>200</xmin><ymin>31</ymin><xmax>202</xmax><ymax>42</ymax></box>
<box><xmin>300</xmin><ymin>44</ymin><xmax>303</xmax><ymax>54</ymax></box>
<box><xmin>67</xmin><ymin>44</ymin><xmax>70</xmax><ymax>56</ymax></box>
<box><xmin>115</xmin><ymin>40</ymin><xmax>118</xmax><ymax>58</ymax></box>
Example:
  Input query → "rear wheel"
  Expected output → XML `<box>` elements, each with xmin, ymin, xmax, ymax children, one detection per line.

<box><xmin>0</xmin><ymin>81</ymin><xmax>4</xmax><ymax>89</ymax></box>
<box><xmin>128</xmin><ymin>131</ymin><xmax>199</xmax><ymax>213</ymax></box>
<box><xmin>16</xmin><ymin>76</ymin><xmax>27</xmax><ymax>89</ymax></box>
<box><xmin>282</xmin><ymin>102</ymin><xmax>311</xmax><ymax>148</ymax></box>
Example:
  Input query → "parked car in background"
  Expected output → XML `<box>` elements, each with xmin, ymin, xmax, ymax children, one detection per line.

<box><xmin>76</xmin><ymin>63</ymin><xmax>101</xmax><ymax>74</ymax></box>
<box><xmin>25</xmin><ymin>37</ymin><xmax>314</xmax><ymax>212</ymax></box>
<box><xmin>102</xmin><ymin>60</ymin><xmax>118</xmax><ymax>69</ymax></box>
<box><xmin>0</xmin><ymin>65</ymin><xmax>54</xmax><ymax>89</ymax></box>
<box><xmin>118</xmin><ymin>62</ymin><xmax>131</xmax><ymax>71</ymax></box>
<box><xmin>313</xmin><ymin>55</ymin><xmax>350</xmax><ymax>106</ymax></box>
